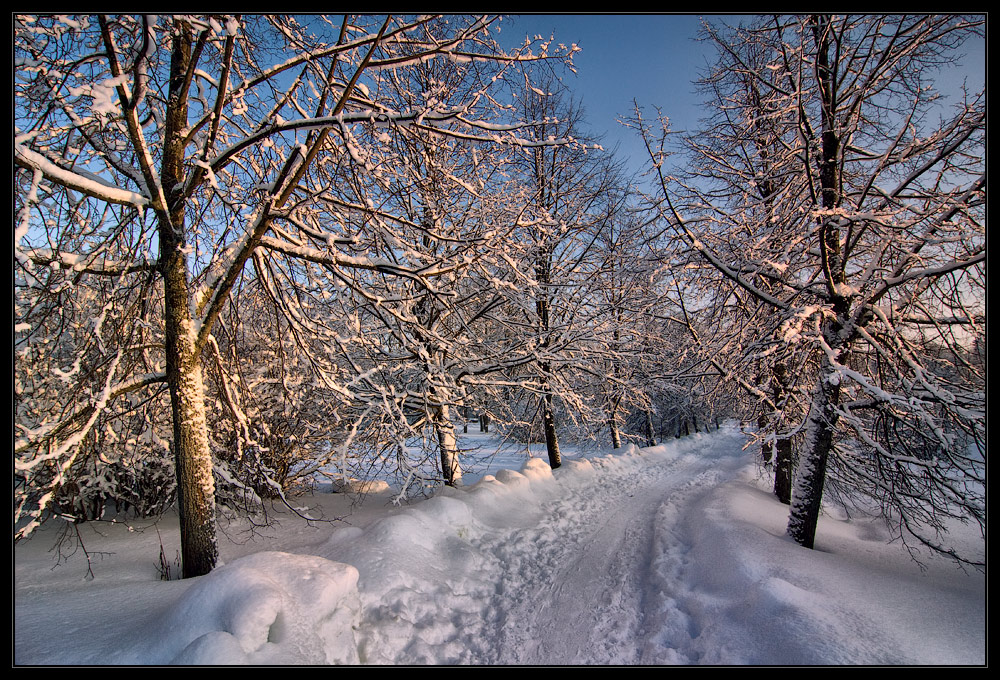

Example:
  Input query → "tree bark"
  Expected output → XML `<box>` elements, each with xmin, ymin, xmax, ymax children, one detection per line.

<box><xmin>787</xmin><ymin>368</ymin><xmax>840</xmax><ymax>548</ymax></box>
<box><xmin>542</xmin><ymin>391</ymin><xmax>561</xmax><ymax>469</ymax></box>
<box><xmin>160</xmin><ymin>23</ymin><xmax>218</xmax><ymax>577</ymax></box>
<box><xmin>163</xmin><ymin>294</ymin><xmax>218</xmax><ymax>577</ymax></box>
<box><xmin>771</xmin><ymin>363</ymin><xmax>794</xmax><ymax>505</ymax></box>
<box><xmin>759</xmin><ymin>363</ymin><xmax>795</xmax><ymax>504</ymax></box>
<box><xmin>434</xmin><ymin>403</ymin><xmax>462</xmax><ymax>486</ymax></box>
<box><xmin>608</xmin><ymin>408</ymin><xmax>622</xmax><ymax>450</ymax></box>
<box><xmin>774</xmin><ymin>437</ymin><xmax>794</xmax><ymax>505</ymax></box>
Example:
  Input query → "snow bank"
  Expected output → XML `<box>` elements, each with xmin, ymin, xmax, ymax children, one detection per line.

<box><xmin>315</xmin><ymin>454</ymin><xmax>569</xmax><ymax>664</ymax></box>
<box><xmin>113</xmin><ymin>552</ymin><xmax>360</xmax><ymax>665</ymax></box>
<box><xmin>655</xmin><ymin>469</ymin><xmax>986</xmax><ymax>665</ymax></box>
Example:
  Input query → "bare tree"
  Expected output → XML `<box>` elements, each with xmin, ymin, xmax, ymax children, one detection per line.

<box><xmin>633</xmin><ymin>14</ymin><xmax>984</xmax><ymax>564</ymax></box>
<box><xmin>14</xmin><ymin>14</ymin><xmax>574</xmax><ymax>576</ymax></box>
<box><xmin>495</xmin><ymin>81</ymin><xmax>629</xmax><ymax>466</ymax></box>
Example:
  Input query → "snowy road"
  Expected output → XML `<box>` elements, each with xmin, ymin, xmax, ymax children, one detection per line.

<box><xmin>476</xmin><ymin>437</ymin><xmax>745</xmax><ymax>665</ymax></box>
<box><xmin>327</xmin><ymin>430</ymin><xmax>750</xmax><ymax>665</ymax></box>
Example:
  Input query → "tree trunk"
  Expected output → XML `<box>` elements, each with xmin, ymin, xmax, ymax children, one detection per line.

<box><xmin>771</xmin><ymin>362</ymin><xmax>793</xmax><ymax>504</ymax></box>
<box><xmin>533</xmin><ymin>244</ymin><xmax>560</xmax><ymax>469</ymax></box>
<box><xmin>644</xmin><ymin>409</ymin><xmax>656</xmax><ymax>447</ymax></box>
<box><xmin>774</xmin><ymin>437</ymin><xmax>793</xmax><ymax>505</ymax></box>
<box><xmin>787</xmin><ymin>307</ymin><xmax>851</xmax><ymax>547</ymax></box>
<box><xmin>759</xmin><ymin>412</ymin><xmax>773</xmax><ymax>463</ymax></box>
<box><xmin>542</xmin><ymin>391</ymin><xmax>561</xmax><ymax>469</ymax></box>
<box><xmin>786</xmin><ymin>371</ymin><xmax>840</xmax><ymax>548</ymax></box>
<box><xmin>608</xmin><ymin>408</ymin><xmax>622</xmax><ymax>450</ymax></box>
<box><xmin>161</xmin><ymin>23</ymin><xmax>217</xmax><ymax>578</ymax></box>
<box><xmin>434</xmin><ymin>403</ymin><xmax>461</xmax><ymax>486</ymax></box>
<box><xmin>163</xmin><ymin>301</ymin><xmax>219</xmax><ymax>577</ymax></box>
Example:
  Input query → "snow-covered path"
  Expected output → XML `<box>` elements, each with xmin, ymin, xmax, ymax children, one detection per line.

<box><xmin>313</xmin><ymin>431</ymin><xmax>748</xmax><ymax>665</ymax></box>
<box><xmin>477</xmin><ymin>439</ymin><xmax>742</xmax><ymax>664</ymax></box>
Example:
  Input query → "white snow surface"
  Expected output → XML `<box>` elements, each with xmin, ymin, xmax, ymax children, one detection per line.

<box><xmin>14</xmin><ymin>425</ymin><xmax>985</xmax><ymax>666</ymax></box>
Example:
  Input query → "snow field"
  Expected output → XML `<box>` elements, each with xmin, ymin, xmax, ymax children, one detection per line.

<box><xmin>14</xmin><ymin>425</ymin><xmax>984</xmax><ymax>665</ymax></box>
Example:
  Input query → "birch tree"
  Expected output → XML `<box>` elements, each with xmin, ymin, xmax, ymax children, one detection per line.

<box><xmin>634</xmin><ymin>14</ymin><xmax>984</xmax><ymax>563</ymax></box>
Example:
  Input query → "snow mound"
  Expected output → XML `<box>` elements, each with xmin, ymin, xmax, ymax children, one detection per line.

<box><xmin>130</xmin><ymin>552</ymin><xmax>361</xmax><ymax>665</ymax></box>
<box><xmin>494</xmin><ymin>467</ymin><xmax>529</xmax><ymax>489</ymax></box>
<box><xmin>520</xmin><ymin>456</ymin><xmax>555</xmax><ymax>481</ymax></box>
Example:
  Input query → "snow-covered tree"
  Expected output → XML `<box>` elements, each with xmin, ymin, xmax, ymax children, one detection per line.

<box><xmin>634</xmin><ymin>14</ymin><xmax>985</xmax><ymax>564</ymax></box>
<box><xmin>583</xmin><ymin>201</ymin><xmax>665</xmax><ymax>449</ymax></box>
<box><xmin>14</xmin><ymin>13</ymin><xmax>575</xmax><ymax>576</ymax></box>
<box><xmin>491</xmin><ymin>81</ymin><xmax>630</xmax><ymax>466</ymax></box>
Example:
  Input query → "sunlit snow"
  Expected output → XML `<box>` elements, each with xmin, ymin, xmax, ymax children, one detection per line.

<box><xmin>14</xmin><ymin>425</ymin><xmax>984</xmax><ymax>665</ymax></box>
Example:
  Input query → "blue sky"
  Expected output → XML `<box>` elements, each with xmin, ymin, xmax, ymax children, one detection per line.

<box><xmin>501</xmin><ymin>14</ymin><xmax>986</xmax><ymax>178</ymax></box>
<box><xmin>503</xmin><ymin>14</ymin><xmax>718</xmax><ymax>176</ymax></box>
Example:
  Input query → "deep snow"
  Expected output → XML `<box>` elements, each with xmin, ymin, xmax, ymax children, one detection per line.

<box><xmin>13</xmin><ymin>425</ymin><xmax>985</xmax><ymax>665</ymax></box>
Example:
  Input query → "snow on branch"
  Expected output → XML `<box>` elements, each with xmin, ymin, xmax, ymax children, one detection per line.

<box><xmin>14</xmin><ymin>144</ymin><xmax>153</xmax><ymax>209</ymax></box>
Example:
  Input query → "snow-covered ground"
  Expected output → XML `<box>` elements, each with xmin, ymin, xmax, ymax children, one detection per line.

<box><xmin>14</xmin><ymin>425</ymin><xmax>985</xmax><ymax>665</ymax></box>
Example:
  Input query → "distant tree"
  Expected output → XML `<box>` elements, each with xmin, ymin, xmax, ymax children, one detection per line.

<box><xmin>586</xmin><ymin>204</ymin><xmax>666</xmax><ymax>450</ymax></box>
<box><xmin>499</xmin><ymin>81</ymin><xmax>628</xmax><ymax>467</ymax></box>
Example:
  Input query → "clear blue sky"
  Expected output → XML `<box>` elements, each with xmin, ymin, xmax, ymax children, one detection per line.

<box><xmin>502</xmin><ymin>13</ymin><xmax>986</xmax><ymax>178</ymax></box>
<box><xmin>503</xmin><ymin>14</ymin><xmax>716</xmax><ymax>176</ymax></box>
